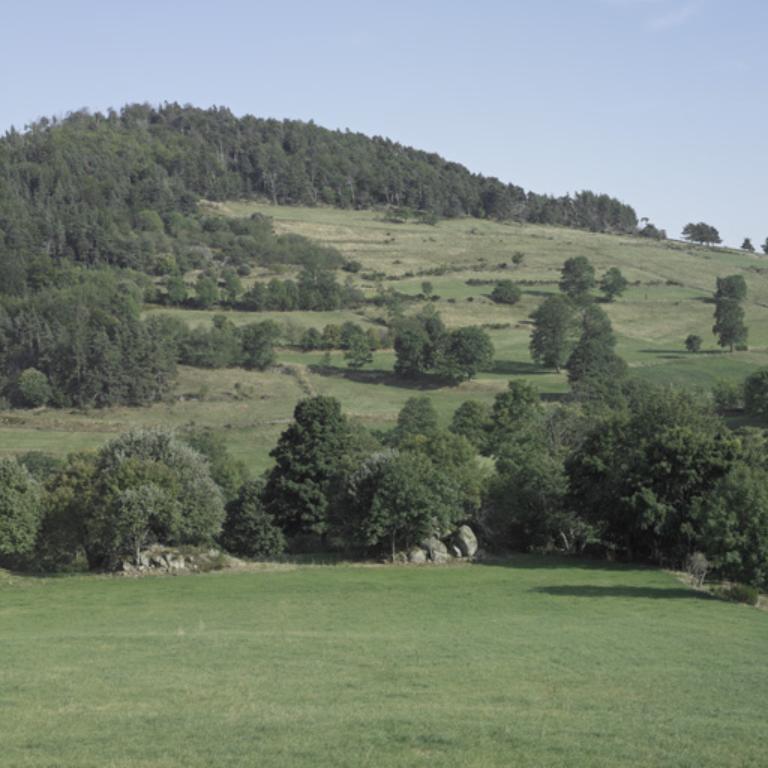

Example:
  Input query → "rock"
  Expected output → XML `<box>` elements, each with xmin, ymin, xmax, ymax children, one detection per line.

<box><xmin>453</xmin><ymin>525</ymin><xmax>478</xmax><ymax>558</ymax></box>
<box><xmin>420</xmin><ymin>536</ymin><xmax>449</xmax><ymax>563</ymax></box>
<box><xmin>408</xmin><ymin>547</ymin><xmax>427</xmax><ymax>564</ymax></box>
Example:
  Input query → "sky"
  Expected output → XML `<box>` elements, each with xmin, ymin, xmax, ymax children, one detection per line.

<box><xmin>1</xmin><ymin>0</ymin><xmax>765</xmax><ymax>246</ymax></box>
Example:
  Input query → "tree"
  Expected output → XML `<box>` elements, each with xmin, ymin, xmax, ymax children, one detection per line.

<box><xmin>490</xmin><ymin>280</ymin><xmax>522</xmax><ymax>305</ymax></box>
<box><xmin>0</xmin><ymin>458</ymin><xmax>43</xmax><ymax>566</ymax></box>
<box><xmin>763</xmin><ymin>238</ymin><xmax>768</xmax><ymax>256</ymax></box>
<box><xmin>300</xmin><ymin>327</ymin><xmax>323</xmax><ymax>351</ymax></box>
<box><xmin>682</xmin><ymin>222</ymin><xmax>722</xmax><ymax>247</ymax></box>
<box><xmin>180</xmin><ymin>426</ymin><xmax>249</xmax><ymax>502</ymax></box>
<box><xmin>685</xmin><ymin>334</ymin><xmax>702</xmax><ymax>353</ymax></box>
<box><xmin>347</xmin><ymin>451</ymin><xmax>462</xmax><ymax>560</ymax></box>
<box><xmin>742</xmin><ymin>238</ymin><xmax>756</xmax><ymax>252</ymax></box>
<box><xmin>450</xmin><ymin>400</ymin><xmax>491</xmax><ymax>451</ymax></box>
<box><xmin>195</xmin><ymin>275</ymin><xmax>219</xmax><ymax>308</ymax></box>
<box><xmin>220</xmin><ymin>481</ymin><xmax>285</xmax><ymax>558</ymax></box>
<box><xmin>16</xmin><ymin>368</ymin><xmax>52</xmax><ymax>407</ymax></box>
<box><xmin>529</xmin><ymin>295</ymin><xmax>578</xmax><ymax>371</ymax></box>
<box><xmin>484</xmin><ymin>441</ymin><xmax>572</xmax><ymax>552</ymax></box>
<box><xmin>83</xmin><ymin>429</ymin><xmax>225</xmax><ymax>568</ymax></box>
<box><xmin>713</xmin><ymin>299</ymin><xmax>747</xmax><ymax>351</ymax></box>
<box><xmin>599</xmin><ymin>267</ymin><xmax>628</xmax><ymax>302</ymax></box>
<box><xmin>263</xmin><ymin>396</ymin><xmax>352</xmax><ymax>537</ymax></box>
<box><xmin>485</xmin><ymin>381</ymin><xmax>542</xmax><ymax>456</ymax></box>
<box><xmin>439</xmin><ymin>326</ymin><xmax>495</xmax><ymax>382</ymax></box>
<box><xmin>221</xmin><ymin>268</ymin><xmax>243</xmax><ymax>304</ymax></box>
<box><xmin>566</xmin><ymin>384</ymin><xmax>737</xmax><ymax>563</ymax></box>
<box><xmin>165</xmin><ymin>275</ymin><xmax>187</xmax><ymax>306</ymax></box>
<box><xmin>744</xmin><ymin>368</ymin><xmax>768</xmax><ymax>419</ymax></box>
<box><xmin>239</xmin><ymin>320</ymin><xmax>280</xmax><ymax>370</ymax></box>
<box><xmin>565</xmin><ymin>305</ymin><xmax>627</xmax><ymax>388</ymax></box>
<box><xmin>559</xmin><ymin>256</ymin><xmax>595</xmax><ymax>302</ymax></box>
<box><xmin>715</xmin><ymin>275</ymin><xmax>747</xmax><ymax>303</ymax></box>
<box><xmin>344</xmin><ymin>328</ymin><xmax>373</xmax><ymax>369</ymax></box>
<box><xmin>114</xmin><ymin>483</ymin><xmax>174</xmax><ymax>566</ymax></box>
<box><xmin>694</xmin><ymin>462</ymin><xmax>768</xmax><ymax>588</ymax></box>
<box><xmin>393</xmin><ymin>397</ymin><xmax>439</xmax><ymax>444</ymax></box>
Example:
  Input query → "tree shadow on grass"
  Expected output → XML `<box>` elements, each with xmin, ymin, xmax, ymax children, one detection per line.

<box><xmin>530</xmin><ymin>585</ymin><xmax>712</xmax><ymax>600</ymax></box>
<box><xmin>309</xmin><ymin>365</ymin><xmax>447</xmax><ymax>390</ymax></box>
<box><xmin>490</xmin><ymin>360</ymin><xmax>552</xmax><ymax>376</ymax></box>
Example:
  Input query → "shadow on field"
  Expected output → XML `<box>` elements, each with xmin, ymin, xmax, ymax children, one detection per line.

<box><xmin>309</xmin><ymin>365</ymin><xmax>446</xmax><ymax>390</ymax></box>
<box><xmin>490</xmin><ymin>360</ymin><xmax>551</xmax><ymax>376</ymax></box>
<box><xmin>531</xmin><ymin>585</ymin><xmax>711</xmax><ymax>600</ymax></box>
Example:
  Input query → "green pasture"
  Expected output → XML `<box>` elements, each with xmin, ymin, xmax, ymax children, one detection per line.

<box><xmin>3</xmin><ymin>204</ymin><xmax>768</xmax><ymax>472</ymax></box>
<box><xmin>1</xmin><ymin>559</ymin><xmax>766</xmax><ymax>768</ymax></box>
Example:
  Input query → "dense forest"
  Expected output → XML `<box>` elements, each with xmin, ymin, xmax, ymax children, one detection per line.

<box><xmin>0</xmin><ymin>103</ymin><xmax>639</xmax><ymax>292</ymax></box>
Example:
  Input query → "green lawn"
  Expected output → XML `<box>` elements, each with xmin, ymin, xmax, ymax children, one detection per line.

<box><xmin>1</xmin><ymin>559</ymin><xmax>766</xmax><ymax>767</ymax></box>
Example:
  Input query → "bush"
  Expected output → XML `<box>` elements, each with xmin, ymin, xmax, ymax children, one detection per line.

<box><xmin>685</xmin><ymin>334</ymin><xmax>702</xmax><ymax>353</ymax></box>
<box><xmin>17</xmin><ymin>368</ymin><xmax>52</xmax><ymax>407</ymax></box>
<box><xmin>220</xmin><ymin>481</ymin><xmax>285</xmax><ymax>558</ymax></box>
<box><xmin>490</xmin><ymin>280</ymin><xmax>522</xmax><ymax>305</ymax></box>
<box><xmin>718</xmin><ymin>583</ymin><xmax>759</xmax><ymax>606</ymax></box>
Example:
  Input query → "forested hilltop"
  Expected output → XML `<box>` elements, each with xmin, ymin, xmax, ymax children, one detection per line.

<box><xmin>0</xmin><ymin>103</ymin><xmax>639</xmax><ymax>289</ymax></box>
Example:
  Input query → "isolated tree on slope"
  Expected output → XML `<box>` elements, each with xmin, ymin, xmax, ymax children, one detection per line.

<box><xmin>565</xmin><ymin>304</ymin><xmax>627</xmax><ymax>388</ymax></box>
<box><xmin>559</xmin><ymin>256</ymin><xmax>595</xmax><ymax>303</ymax></box>
<box><xmin>529</xmin><ymin>295</ymin><xmax>578</xmax><ymax>371</ymax></box>
<box><xmin>682</xmin><ymin>222</ymin><xmax>721</xmax><ymax>247</ymax></box>
<box><xmin>599</xmin><ymin>267</ymin><xmax>629</xmax><ymax>302</ymax></box>
<box><xmin>742</xmin><ymin>238</ymin><xmax>755</xmax><ymax>253</ymax></box>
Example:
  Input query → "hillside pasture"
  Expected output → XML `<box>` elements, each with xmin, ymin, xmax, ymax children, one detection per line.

<box><xmin>2</xmin><ymin>205</ymin><xmax>768</xmax><ymax>473</ymax></box>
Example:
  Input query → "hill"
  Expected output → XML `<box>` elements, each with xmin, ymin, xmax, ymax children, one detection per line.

<box><xmin>1</xmin><ymin>203</ymin><xmax>766</xmax><ymax>473</ymax></box>
<box><xmin>0</xmin><ymin>103</ymin><xmax>639</xmax><ymax>294</ymax></box>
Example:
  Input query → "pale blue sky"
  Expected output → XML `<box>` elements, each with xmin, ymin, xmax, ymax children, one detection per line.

<box><xmin>1</xmin><ymin>0</ymin><xmax>765</xmax><ymax>246</ymax></box>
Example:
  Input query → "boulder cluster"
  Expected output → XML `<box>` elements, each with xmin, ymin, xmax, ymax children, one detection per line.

<box><xmin>407</xmin><ymin>525</ymin><xmax>479</xmax><ymax>564</ymax></box>
<box><xmin>117</xmin><ymin>546</ymin><xmax>242</xmax><ymax>575</ymax></box>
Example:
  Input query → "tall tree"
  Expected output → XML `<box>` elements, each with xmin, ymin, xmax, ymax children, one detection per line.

<box><xmin>529</xmin><ymin>295</ymin><xmax>578</xmax><ymax>371</ymax></box>
<box><xmin>263</xmin><ymin>396</ymin><xmax>352</xmax><ymax>537</ymax></box>
<box><xmin>559</xmin><ymin>256</ymin><xmax>595</xmax><ymax>303</ymax></box>
<box><xmin>742</xmin><ymin>238</ymin><xmax>756</xmax><ymax>253</ymax></box>
<box><xmin>565</xmin><ymin>304</ymin><xmax>627</xmax><ymax>388</ymax></box>
<box><xmin>712</xmin><ymin>276</ymin><xmax>748</xmax><ymax>352</ymax></box>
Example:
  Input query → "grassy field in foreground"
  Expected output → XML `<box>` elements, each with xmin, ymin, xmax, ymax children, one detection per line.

<box><xmin>1</xmin><ymin>559</ymin><xmax>766</xmax><ymax>768</ymax></box>
<box><xmin>3</xmin><ymin>203</ymin><xmax>768</xmax><ymax>474</ymax></box>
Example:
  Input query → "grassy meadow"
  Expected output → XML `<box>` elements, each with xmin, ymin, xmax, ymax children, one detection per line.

<box><xmin>2</xmin><ymin>559</ymin><xmax>767</xmax><ymax>768</ymax></box>
<box><xmin>3</xmin><ymin>203</ymin><xmax>768</xmax><ymax>473</ymax></box>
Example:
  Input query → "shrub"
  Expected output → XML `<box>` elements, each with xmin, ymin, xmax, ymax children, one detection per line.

<box><xmin>718</xmin><ymin>583</ymin><xmax>759</xmax><ymax>606</ymax></box>
<box><xmin>684</xmin><ymin>334</ymin><xmax>702</xmax><ymax>353</ymax></box>
<box><xmin>17</xmin><ymin>368</ymin><xmax>52</xmax><ymax>407</ymax></box>
<box><xmin>490</xmin><ymin>280</ymin><xmax>522</xmax><ymax>305</ymax></box>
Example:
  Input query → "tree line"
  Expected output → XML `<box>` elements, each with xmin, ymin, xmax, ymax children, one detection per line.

<box><xmin>4</xmin><ymin>373</ymin><xmax>768</xmax><ymax>592</ymax></box>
